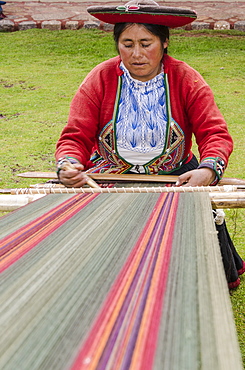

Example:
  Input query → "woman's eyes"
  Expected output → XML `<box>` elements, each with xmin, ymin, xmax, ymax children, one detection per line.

<box><xmin>124</xmin><ymin>44</ymin><xmax>151</xmax><ymax>48</ymax></box>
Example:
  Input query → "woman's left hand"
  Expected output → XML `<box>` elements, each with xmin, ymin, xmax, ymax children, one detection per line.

<box><xmin>176</xmin><ymin>168</ymin><xmax>216</xmax><ymax>187</ymax></box>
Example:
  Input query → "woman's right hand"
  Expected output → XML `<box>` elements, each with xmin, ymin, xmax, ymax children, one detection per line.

<box><xmin>58</xmin><ymin>163</ymin><xmax>89</xmax><ymax>188</ymax></box>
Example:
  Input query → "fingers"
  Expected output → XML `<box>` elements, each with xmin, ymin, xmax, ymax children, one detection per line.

<box><xmin>175</xmin><ymin>168</ymin><xmax>216</xmax><ymax>187</ymax></box>
<box><xmin>175</xmin><ymin>173</ymin><xmax>190</xmax><ymax>186</ymax></box>
<box><xmin>72</xmin><ymin>163</ymin><xmax>84</xmax><ymax>171</ymax></box>
<box><xmin>59</xmin><ymin>164</ymin><xmax>88</xmax><ymax>188</ymax></box>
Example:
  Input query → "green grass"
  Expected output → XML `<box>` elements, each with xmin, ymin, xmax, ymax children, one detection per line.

<box><xmin>0</xmin><ymin>28</ymin><xmax>245</xmax><ymax>364</ymax></box>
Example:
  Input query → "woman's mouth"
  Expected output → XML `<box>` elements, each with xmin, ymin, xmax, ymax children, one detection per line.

<box><xmin>132</xmin><ymin>62</ymin><xmax>146</xmax><ymax>66</ymax></box>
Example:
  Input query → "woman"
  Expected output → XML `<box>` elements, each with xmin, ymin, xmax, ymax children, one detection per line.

<box><xmin>55</xmin><ymin>0</ymin><xmax>245</xmax><ymax>287</ymax></box>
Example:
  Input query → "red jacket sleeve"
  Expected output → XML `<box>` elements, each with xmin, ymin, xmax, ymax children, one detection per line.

<box><xmin>55</xmin><ymin>57</ymin><xmax>120</xmax><ymax>168</ymax></box>
<box><xmin>56</xmin><ymin>85</ymin><xmax>100</xmax><ymax>167</ymax></box>
<box><xmin>165</xmin><ymin>55</ymin><xmax>233</xmax><ymax>166</ymax></box>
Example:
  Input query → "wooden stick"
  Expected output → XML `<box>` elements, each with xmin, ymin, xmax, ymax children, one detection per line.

<box><xmin>211</xmin><ymin>199</ymin><xmax>245</xmax><ymax>209</ymax></box>
<box><xmin>4</xmin><ymin>183</ymin><xmax>244</xmax><ymax>195</ymax></box>
<box><xmin>219</xmin><ymin>177</ymin><xmax>245</xmax><ymax>186</ymax></box>
<box><xmin>209</xmin><ymin>192</ymin><xmax>245</xmax><ymax>199</ymax></box>
<box><xmin>17</xmin><ymin>171</ymin><xmax>245</xmax><ymax>186</ymax></box>
<box><xmin>210</xmin><ymin>192</ymin><xmax>245</xmax><ymax>208</ymax></box>
<box><xmin>9</xmin><ymin>186</ymin><xmax>240</xmax><ymax>194</ymax></box>
<box><xmin>18</xmin><ymin>171</ymin><xmax>57</xmax><ymax>179</ymax></box>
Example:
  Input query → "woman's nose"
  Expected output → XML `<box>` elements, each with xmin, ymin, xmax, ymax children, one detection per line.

<box><xmin>132</xmin><ymin>45</ymin><xmax>142</xmax><ymax>57</ymax></box>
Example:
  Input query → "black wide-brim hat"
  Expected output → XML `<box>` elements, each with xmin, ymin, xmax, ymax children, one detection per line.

<box><xmin>87</xmin><ymin>0</ymin><xmax>197</xmax><ymax>28</ymax></box>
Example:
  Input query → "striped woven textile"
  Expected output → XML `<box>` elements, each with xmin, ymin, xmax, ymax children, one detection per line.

<box><xmin>0</xmin><ymin>192</ymin><xmax>243</xmax><ymax>370</ymax></box>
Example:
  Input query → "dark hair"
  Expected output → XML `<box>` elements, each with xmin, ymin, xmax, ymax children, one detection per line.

<box><xmin>113</xmin><ymin>23</ymin><xmax>169</xmax><ymax>54</ymax></box>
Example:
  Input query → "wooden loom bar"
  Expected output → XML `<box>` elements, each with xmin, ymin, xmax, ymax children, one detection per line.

<box><xmin>17</xmin><ymin>171</ymin><xmax>245</xmax><ymax>186</ymax></box>
<box><xmin>10</xmin><ymin>185</ymin><xmax>241</xmax><ymax>194</ymax></box>
<box><xmin>1</xmin><ymin>186</ymin><xmax>243</xmax><ymax>209</ymax></box>
<box><xmin>1</xmin><ymin>185</ymin><xmax>245</xmax><ymax>211</ymax></box>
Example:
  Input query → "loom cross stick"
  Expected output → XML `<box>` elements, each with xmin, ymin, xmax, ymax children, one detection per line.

<box><xmin>17</xmin><ymin>171</ymin><xmax>245</xmax><ymax>186</ymax></box>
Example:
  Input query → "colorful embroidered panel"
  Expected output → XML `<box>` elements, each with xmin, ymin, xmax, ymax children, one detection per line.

<box><xmin>0</xmin><ymin>192</ymin><xmax>242</xmax><ymax>369</ymax></box>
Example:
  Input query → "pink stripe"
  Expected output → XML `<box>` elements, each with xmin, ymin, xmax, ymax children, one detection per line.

<box><xmin>71</xmin><ymin>193</ymin><xmax>179</xmax><ymax>370</ymax></box>
<box><xmin>137</xmin><ymin>194</ymin><xmax>178</xmax><ymax>368</ymax></box>
<box><xmin>71</xmin><ymin>195</ymin><xmax>165</xmax><ymax>369</ymax></box>
<box><xmin>0</xmin><ymin>193</ymin><xmax>98</xmax><ymax>273</ymax></box>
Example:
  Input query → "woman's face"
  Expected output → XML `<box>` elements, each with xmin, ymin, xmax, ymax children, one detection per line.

<box><xmin>118</xmin><ymin>23</ymin><xmax>168</xmax><ymax>82</ymax></box>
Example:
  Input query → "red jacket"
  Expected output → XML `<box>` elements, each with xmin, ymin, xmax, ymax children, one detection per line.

<box><xmin>56</xmin><ymin>55</ymin><xmax>233</xmax><ymax>174</ymax></box>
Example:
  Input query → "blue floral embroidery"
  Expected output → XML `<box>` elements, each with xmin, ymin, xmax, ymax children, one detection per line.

<box><xmin>116</xmin><ymin>63</ymin><xmax>167</xmax><ymax>156</ymax></box>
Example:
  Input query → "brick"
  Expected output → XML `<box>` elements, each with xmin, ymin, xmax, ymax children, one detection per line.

<box><xmin>83</xmin><ymin>21</ymin><xmax>99</xmax><ymax>29</ymax></box>
<box><xmin>18</xmin><ymin>21</ymin><xmax>37</xmax><ymax>31</ymax></box>
<box><xmin>103</xmin><ymin>23</ymin><xmax>114</xmax><ymax>32</ymax></box>
<box><xmin>214</xmin><ymin>21</ymin><xmax>230</xmax><ymax>30</ymax></box>
<box><xmin>65</xmin><ymin>21</ymin><xmax>79</xmax><ymax>30</ymax></box>
<box><xmin>192</xmin><ymin>22</ymin><xmax>210</xmax><ymax>30</ymax></box>
<box><xmin>234</xmin><ymin>21</ymin><xmax>245</xmax><ymax>32</ymax></box>
<box><xmin>0</xmin><ymin>19</ymin><xmax>14</xmax><ymax>32</ymax></box>
<box><xmin>41</xmin><ymin>20</ymin><xmax>61</xmax><ymax>31</ymax></box>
